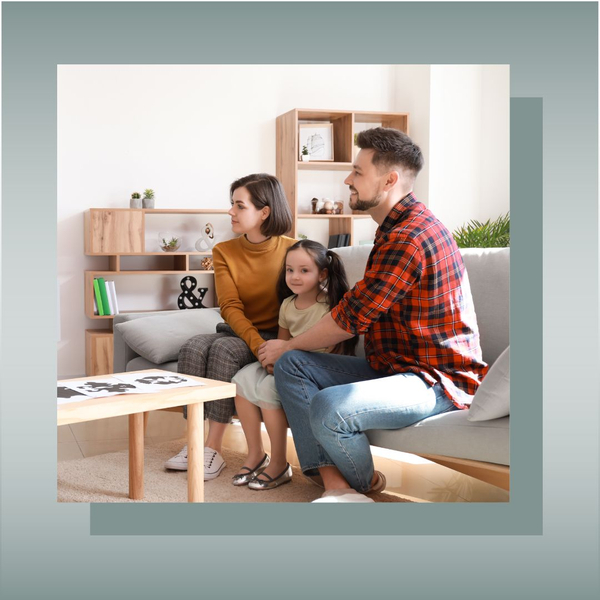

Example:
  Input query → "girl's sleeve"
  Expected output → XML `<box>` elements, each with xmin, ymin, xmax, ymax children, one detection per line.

<box><xmin>278</xmin><ymin>297</ymin><xmax>290</xmax><ymax>330</ymax></box>
<box><xmin>213</xmin><ymin>244</ymin><xmax>265</xmax><ymax>356</ymax></box>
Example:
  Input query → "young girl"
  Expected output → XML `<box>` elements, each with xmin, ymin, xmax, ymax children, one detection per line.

<box><xmin>231</xmin><ymin>240</ymin><xmax>357</xmax><ymax>490</ymax></box>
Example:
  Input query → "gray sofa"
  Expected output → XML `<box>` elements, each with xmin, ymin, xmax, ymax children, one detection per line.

<box><xmin>114</xmin><ymin>246</ymin><xmax>510</xmax><ymax>490</ymax></box>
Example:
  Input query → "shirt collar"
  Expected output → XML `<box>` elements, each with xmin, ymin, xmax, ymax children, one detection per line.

<box><xmin>378</xmin><ymin>193</ymin><xmax>418</xmax><ymax>235</ymax></box>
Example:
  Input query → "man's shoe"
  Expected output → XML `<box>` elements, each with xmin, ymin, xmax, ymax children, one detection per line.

<box><xmin>164</xmin><ymin>445</ymin><xmax>188</xmax><ymax>471</ymax></box>
<box><xmin>366</xmin><ymin>471</ymin><xmax>386</xmax><ymax>494</ymax></box>
<box><xmin>248</xmin><ymin>463</ymin><xmax>292</xmax><ymax>490</ymax></box>
<box><xmin>204</xmin><ymin>447</ymin><xmax>226</xmax><ymax>480</ymax></box>
<box><xmin>312</xmin><ymin>489</ymin><xmax>375</xmax><ymax>503</ymax></box>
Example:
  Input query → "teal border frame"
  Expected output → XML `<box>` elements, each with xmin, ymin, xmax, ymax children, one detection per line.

<box><xmin>2</xmin><ymin>2</ymin><xmax>598</xmax><ymax>596</ymax></box>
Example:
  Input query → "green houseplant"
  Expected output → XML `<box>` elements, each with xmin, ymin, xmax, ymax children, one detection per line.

<box><xmin>301</xmin><ymin>145</ymin><xmax>309</xmax><ymax>162</ymax></box>
<box><xmin>142</xmin><ymin>188</ymin><xmax>155</xmax><ymax>209</ymax></box>
<box><xmin>130</xmin><ymin>192</ymin><xmax>142</xmax><ymax>209</ymax></box>
<box><xmin>453</xmin><ymin>213</ymin><xmax>510</xmax><ymax>248</ymax></box>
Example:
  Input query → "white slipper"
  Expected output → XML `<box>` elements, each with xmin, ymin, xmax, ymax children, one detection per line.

<box><xmin>312</xmin><ymin>489</ymin><xmax>375</xmax><ymax>503</ymax></box>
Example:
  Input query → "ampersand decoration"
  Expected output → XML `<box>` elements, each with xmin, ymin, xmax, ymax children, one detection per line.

<box><xmin>178</xmin><ymin>276</ymin><xmax>208</xmax><ymax>309</ymax></box>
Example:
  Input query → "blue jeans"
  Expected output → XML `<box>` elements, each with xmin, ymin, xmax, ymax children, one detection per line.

<box><xmin>274</xmin><ymin>350</ymin><xmax>456</xmax><ymax>493</ymax></box>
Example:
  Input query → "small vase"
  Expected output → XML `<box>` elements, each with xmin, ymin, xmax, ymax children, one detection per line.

<box><xmin>130</xmin><ymin>197</ymin><xmax>142</xmax><ymax>209</ymax></box>
<box><xmin>142</xmin><ymin>197</ymin><xmax>155</xmax><ymax>209</ymax></box>
<box><xmin>301</xmin><ymin>154</ymin><xmax>310</xmax><ymax>162</ymax></box>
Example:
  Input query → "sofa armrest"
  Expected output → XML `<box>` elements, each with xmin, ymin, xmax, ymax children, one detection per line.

<box><xmin>113</xmin><ymin>310</ymin><xmax>182</xmax><ymax>373</ymax></box>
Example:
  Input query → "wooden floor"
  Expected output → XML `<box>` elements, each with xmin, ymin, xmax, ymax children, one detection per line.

<box><xmin>58</xmin><ymin>411</ymin><xmax>510</xmax><ymax>503</ymax></box>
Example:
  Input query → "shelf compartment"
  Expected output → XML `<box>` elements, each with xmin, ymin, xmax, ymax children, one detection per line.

<box><xmin>354</xmin><ymin>112</ymin><xmax>409</xmax><ymax>134</ymax></box>
<box><xmin>297</xmin><ymin>161</ymin><xmax>353</xmax><ymax>171</ymax></box>
<box><xmin>85</xmin><ymin>209</ymin><xmax>144</xmax><ymax>254</ymax></box>
<box><xmin>85</xmin><ymin>271</ymin><xmax>215</xmax><ymax>318</ymax></box>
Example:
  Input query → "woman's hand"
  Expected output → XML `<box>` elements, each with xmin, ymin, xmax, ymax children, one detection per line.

<box><xmin>258</xmin><ymin>339</ymin><xmax>290</xmax><ymax>368</ymax></box>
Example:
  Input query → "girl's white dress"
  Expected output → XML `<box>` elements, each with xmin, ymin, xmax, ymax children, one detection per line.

<box><xmin>232</xmin><ymin>296</ymin><xmax>330</xmax><ymax>409</ymax></box>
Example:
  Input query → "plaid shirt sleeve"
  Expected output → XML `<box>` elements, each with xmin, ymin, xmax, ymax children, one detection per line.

<box><xmin>331</xmin><ymin>237</ymin><xmax>422</xmax><ymax>334</ymax></box>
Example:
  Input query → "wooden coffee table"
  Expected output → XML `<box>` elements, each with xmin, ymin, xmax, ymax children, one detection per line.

<box><xmin>57</xmin><ymin>370</ymin><xmax>235</xmax><ymax>502</ymax></box>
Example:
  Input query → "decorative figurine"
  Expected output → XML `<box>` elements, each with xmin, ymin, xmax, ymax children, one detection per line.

<box><xmin>195</xmin><ymin>222</ymin><xmax>217</xmax><ymax>251</ymax></box>
<box><xmin>177</xmin><ymin>276</ymin><xmax>208</xmax><ymax>309</ymax></box>
<box><xmin>201</xmin><ymin>256</ymin><xmax>214</xmax><ymax>271</ymax></box>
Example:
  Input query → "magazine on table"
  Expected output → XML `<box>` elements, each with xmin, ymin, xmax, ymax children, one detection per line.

<box><xmin>57</xmin><ymin>371</ymin><xmax>205</xmax><ymax>404</ymax></box>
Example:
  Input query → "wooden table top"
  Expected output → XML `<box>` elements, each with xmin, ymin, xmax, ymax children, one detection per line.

<box><xmin>57</xmin><ymin>370</ymin><xmax>235</xmax><ymax>426</ymax></box>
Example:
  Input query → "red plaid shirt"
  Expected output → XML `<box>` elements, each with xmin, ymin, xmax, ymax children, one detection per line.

<box><xmin>331</xmin><ymin>194</ymin><xmax>488</xmax><ymax>408</ymax></box>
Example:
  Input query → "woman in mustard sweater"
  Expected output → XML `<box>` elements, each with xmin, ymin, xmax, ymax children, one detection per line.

<box><xmin>165</xmin><ymin>173</ymin><xmax>295</xmax><ymax>479</ymax></box>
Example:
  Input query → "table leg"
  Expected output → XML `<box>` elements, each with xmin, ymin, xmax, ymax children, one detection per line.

<box><xmin>187</xmin><ymin>403</ymin><xmax>204</xmax><ymax>502</ymax></box>
<box><xmin>129</xmin><ymin>412</ymin><xmax>145</xmax><ymax>500</ymax></box>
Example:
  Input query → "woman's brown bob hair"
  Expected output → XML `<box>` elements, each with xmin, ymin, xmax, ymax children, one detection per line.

<box><xmin>230</xmin><ymin>173</ymin><xmax>293</xmax><ymax>237</ymax></box>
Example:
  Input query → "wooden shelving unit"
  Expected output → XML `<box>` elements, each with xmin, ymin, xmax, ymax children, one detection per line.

<box><xmin>84</xmin><ymin>208</ymin><xmax>228</xmax><ymax>374</ymax></box>
<box><xmin>276</xmin><ymin>108</ymin><xmax>409</xmax><ymax>242</ymax></box>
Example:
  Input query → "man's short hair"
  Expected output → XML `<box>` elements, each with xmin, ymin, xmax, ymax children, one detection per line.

<box><xmin>357</xmin><ymin>127</ymin><xmax>424</xmax><ymax>176</ymax></box>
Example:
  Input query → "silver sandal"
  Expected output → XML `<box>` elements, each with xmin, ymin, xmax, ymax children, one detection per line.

<box><xmin>231</xmin><ymin>454</ymin><xmax>270</xmax><ymax>486</ymax></box>
<box><xmin>248</xmin><ymin>463</ymin><xmax>292</xmax><ymax>490</ymax></box>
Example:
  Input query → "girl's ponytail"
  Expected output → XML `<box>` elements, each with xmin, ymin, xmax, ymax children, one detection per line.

<box><xmin>324</xmin><ymin>249</ymin><xmax>359</xmax><ymax>356</ymax></box>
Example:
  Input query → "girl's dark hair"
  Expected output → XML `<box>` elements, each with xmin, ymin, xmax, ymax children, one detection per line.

<box><xmin>230</xmin><ymin>173</ymin><xmax>293</xmax><ymax>237</ymax></box>
<box><xmin>276</xmin><ymin>239</ymin><xmax>358</xmax><ymax>356</ymax></box>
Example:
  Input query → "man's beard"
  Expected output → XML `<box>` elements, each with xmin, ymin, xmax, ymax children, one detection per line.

<box><xmin>349</xmin><ymin>191</ymin><xmax>383</xmax><ymax>212</ymax></box>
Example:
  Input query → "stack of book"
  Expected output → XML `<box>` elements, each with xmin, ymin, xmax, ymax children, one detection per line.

<box><xmin>93</xmin><ymin>277</ymin><xmax>120</xmax><ymax>316</ymax></box>
<box><xmin>327</xmin><ymin>233</ymin><xmax>351</xmax><ymax>249</ymax></box>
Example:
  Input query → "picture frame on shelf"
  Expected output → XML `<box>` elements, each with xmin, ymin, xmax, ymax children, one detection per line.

<box><xmin>298</xmin><ymin>123</ymin><xmax>334</xmax><ymax>161</ymax></box>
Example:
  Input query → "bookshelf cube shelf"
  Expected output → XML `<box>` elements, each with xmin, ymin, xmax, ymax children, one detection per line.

<box><xmin>276</xmin><ymin>108</ymin><xmax>409</xmax><ymax>243</ymax></box>
<box><xmin>83</xmin><ymin>208</ymin><xmax>229</xmax><ymax>374</ymax></box>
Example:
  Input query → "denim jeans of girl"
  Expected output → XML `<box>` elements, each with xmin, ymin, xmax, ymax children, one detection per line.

<box><xmin>274</xmin><ymin>350</ymin><xmax>456</xmax><ymax>493</ymax></box>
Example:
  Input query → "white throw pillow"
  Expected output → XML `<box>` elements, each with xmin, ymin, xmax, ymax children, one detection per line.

<box><xmin>115</xmin><ymin>309</ymin><xmax>224</xmax><ymax>364</ymax></box>
<box><xmin>467</xmin><ymin>346</ymin><xmax>510</xmax><ymax>421</ymax></box>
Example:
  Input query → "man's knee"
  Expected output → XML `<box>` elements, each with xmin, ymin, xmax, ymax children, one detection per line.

<box><xmin>274</xmin><ymin>349</ymin><xmax>305</xmax><ymax>378</ymax></box>
<box><xmin>309</xmin><ymin>390</ymin><xmax>341</xmax><ymax>436</ymax></box>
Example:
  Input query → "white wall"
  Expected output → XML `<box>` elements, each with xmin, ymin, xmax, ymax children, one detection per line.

<box><xmin>58</xmin><ymin>64</ymin><xmax>509</xmax><ymax>378</ymax></box>
<box><xmin>392</xmin><ymin>65</ymin><xmax>432</xmax><ymax>203</ymax></box>
<box><xmin>429</xmin><ymin>65</ymin><xmax>509</xmax><ymax>232</ymax></box>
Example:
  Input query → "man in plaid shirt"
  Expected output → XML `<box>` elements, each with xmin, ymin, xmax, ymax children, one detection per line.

<box><xmin>258</xmin><ymin>128</ymin><xmax>487</xmax><ymax>503</ymax></box>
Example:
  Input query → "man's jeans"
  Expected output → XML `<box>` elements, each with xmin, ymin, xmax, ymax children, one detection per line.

<box><xmin>274</xmin><ymin>350</ymin><xmax>456</xmax><ymax>493</ymax></box>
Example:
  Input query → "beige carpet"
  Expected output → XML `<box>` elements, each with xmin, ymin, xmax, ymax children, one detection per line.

<box><xmin>58</xmin><ymin>438</ymin><xmax>414</xmax><ymax>503</ymax></box>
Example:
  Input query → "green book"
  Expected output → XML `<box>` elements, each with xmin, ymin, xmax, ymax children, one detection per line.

<box><xmin>97</xmin><ymin>277</ymin><xmax>111</xmax><ymax>315</ymax></box>
<box><xmin>93</xmin><ymin>278</ymin><xmax>105</xmax><ymax>316</ymax></box>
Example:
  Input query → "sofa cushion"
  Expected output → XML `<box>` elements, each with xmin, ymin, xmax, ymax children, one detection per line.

<box><xmin>366</xmin><ymin>410</ymin><xmax>509</xmax><ymax>466</ymax></box>
<box><xmin>460</xmin><ymin>248</ymin><xmax>510</xmax><ymax>365</ymax></box>
<box><xmin>126</xmin><ymin>356</ymin><xmax>179</xmax><ymax>373</ymax></box>
<box><xmin>114</xmin><ymin>309</ymin><xmax>224</xmax><ymax>364</ymax></box>
<box><xmin>468</xmin><ymin>346</ymin><xmax>510</xmax><ymax>421</ymax></box>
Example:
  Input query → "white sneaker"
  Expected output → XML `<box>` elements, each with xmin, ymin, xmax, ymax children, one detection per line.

<box><xmin>312</xmin><ymin>489</ymin><xmax>375</xmax><ymax>503</ymax></box>
<box><xmin>204</xmin><ymin>447</ymin><xmax>226</xmax><ymax>480</ymax></box>
<box><xmin>164</xmin><ymin>445</ymin><xmax>188</xmax><ymax>471</ymax></box>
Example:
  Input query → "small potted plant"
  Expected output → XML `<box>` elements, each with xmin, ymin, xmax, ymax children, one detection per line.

<box><xmin>159</xmin><ymin>233</ymin><xmax>181</xmax><ymax>252</ymax></box>
<box><xmin>130</xmin><ymin>192</ymin><xmax>142</xmax><ymax>209</ymax></box>
<box><xmin>142</xmin><ymin>188</ymin><xmax>155</xmax><ymax>209</ymax></box>
<box><xmin>301</xmin><ymin>145</ymin><xmax>310</xmax><ymax>162</ymax></box>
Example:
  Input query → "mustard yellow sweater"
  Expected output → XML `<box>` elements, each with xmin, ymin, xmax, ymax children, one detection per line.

<box><xmin>212</xmin><ymin>235</ymin><xmax>296</xmax><ymax>356</ymax></box>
